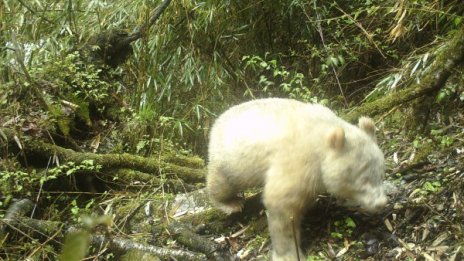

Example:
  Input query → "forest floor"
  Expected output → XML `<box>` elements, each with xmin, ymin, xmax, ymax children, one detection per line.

<box><xmin>1</xmin><ymin>104</ymin><xmax>463</xmax><ymax>261</ymax></box>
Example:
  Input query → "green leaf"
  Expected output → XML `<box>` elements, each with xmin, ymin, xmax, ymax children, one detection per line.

<box><xmin>423</xmin><ymin>181</ymin><xmax>441</xmax><ymax>192</ymax></box>
<box><xmin>59</xmin><ymin>231</ymin><xmax>91</xmax><ymax>261</ymax></box>
<box><xmin>436</xmin><ymin>91</ymin><xmax>447</xmax><ymax>103</ymax></box>
<box><xmin>345</xmin><ymin>217</ymin><xmax>356</xmax><ymax>228</ymax></box>
<box><xmin>71</xmin><ymin>207</ymin><xmax>79</xmax><ymax>215</ymax></box>
<box><xmin>329</xmin><ymin>56</ymin><xmax>339</xmax><ymax>66</ymax></box>
<box><xmin>259</xmin><ymin>61</ymin><xmax>268</xmax><ymax>68</ymax></box>
<box><xmin>331</xmin><ymin>232</ymin><xmax>343</xmax><ymax>239</ymax></box>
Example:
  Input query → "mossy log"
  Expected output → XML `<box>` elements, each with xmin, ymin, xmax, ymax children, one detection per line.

<box><xmin>89</xmin><ymin>234</ymin><xmax>207</xmax><ymax>261</ymax></box>
<box><xmin>344</xmin><ymin>26</ymin><xmax>464</xmax><ymax>122</ymax></box>
<box><xmin>1</xmin><ymin>129</ymin><xmax>205</xmax><ymax>184</ymax></box>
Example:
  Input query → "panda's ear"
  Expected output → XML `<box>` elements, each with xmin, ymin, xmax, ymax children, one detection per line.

<box><xmin>358</xmin><ymin>117</ymin><xmax>376</xmax><ymax>140</ymax></box>
<box><xmin>328</xmin><ymin>127</ymin><xmax>345</xmax><ymax>150</ymax></box>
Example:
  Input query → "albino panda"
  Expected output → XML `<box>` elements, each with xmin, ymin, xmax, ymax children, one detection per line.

<box><xmin>207</xmin><ymin>98</ymin><xmax>387</xmax><ymax>261</ymax></box>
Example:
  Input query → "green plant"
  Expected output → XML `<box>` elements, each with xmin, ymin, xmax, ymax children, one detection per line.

<box><xmin>430</xmin><ymin>129</ymin><xmax>455</xmax><ymax>149</ymax></box>
<box><xmin>48</xmin><ymin>160</ymin><xmax>102</xmax><ymax>177</ymax></box>
<box><xmin>59</xmin><ymin>215</ymin><xmax>113</xmax><ymax>260</ymax></box>
<box><xmin>436</xmin><ymin>79</ymin><xmax>464</xmax><ymax>103</ymax></box>
<box><xmin>421</xmin><ymin>181</ymin><xmax>442</xmax><ymax>194</ymax></box>
<box><xmin>0</xmin><ymin>170</ymin><xmax>58</xmax><ymax>198</ymax></box>
<box><xmin>242</xmin><ymin>53</ymin><xmax>319</xmax><ymax>103</ymax></box>
<box><xmin>330</xmin><ymin>216</ymin><xmax>356</xmax><ymax>240</ymax></box>
<box><xmin>29</xmin><ymin>51</ymin><xmax>122</xmax><ymax>108</ymax></box>
<box><xmin>70</xmin><ymin>199</ymin><xmax>95</xmax><ymax>222</ymax></box>
<box><xmin>412</xmin><ymin>136</ymin><xmax>434</xmax><ymax>149</ymax></box>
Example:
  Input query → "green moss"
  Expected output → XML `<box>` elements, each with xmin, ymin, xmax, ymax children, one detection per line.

<box><xmin>161</xmin><ymin>153</ymin><xmax>205</xmax><ymax>169</ymax></box>
<box><xmin>48</xmin><ymin>103</ymin><xmax>72</xmax><ymax>137</ymax></box>
<box><xmin>73</xmin><ymin>99</ymin><xmax>92</xmax><ymax>127</ymax></box>
<box><xmin>413</xmin><ymin>142</ymin><xmax>435</xmax><ymax>164</ymax></box>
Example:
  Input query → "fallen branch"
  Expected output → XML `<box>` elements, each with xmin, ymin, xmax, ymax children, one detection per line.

<box><xmin>90</xmin><ymin>234</ymin><xmax>207</xmax><ymax>261</ymax></box>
